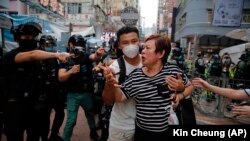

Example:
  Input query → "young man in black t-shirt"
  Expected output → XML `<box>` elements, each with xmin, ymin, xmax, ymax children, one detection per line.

<box><xmin>58</xmin><ymin>34</ymin><xmax>104</xmax><ymax>141</ymax></box>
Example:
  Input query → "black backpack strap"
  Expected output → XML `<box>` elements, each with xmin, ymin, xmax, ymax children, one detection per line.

<box><xmin>117</xmin><ymin>57</ymin><xmax>126</xmax><ymax>84</ymax></box>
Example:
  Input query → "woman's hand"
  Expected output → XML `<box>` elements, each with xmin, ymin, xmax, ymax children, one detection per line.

<box><xmin>171</xmin><ymin>93</ymin><xmax>185</xmax><ymax>109</ymax></box>
<box><xmin>165</xmin><ymin>73</ymin><xmax>184</xmax><ymax>92</ymax></box>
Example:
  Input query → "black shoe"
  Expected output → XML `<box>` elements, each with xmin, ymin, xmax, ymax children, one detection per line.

<box><xmin>49</xmin><ymin>133</ymin><xmax>63</xmax><ymax>141</ymax></box>
<box><xmin>90</xmin><ymin>130</ymin><xmax>102</xmax><ymax>141</ymax></box>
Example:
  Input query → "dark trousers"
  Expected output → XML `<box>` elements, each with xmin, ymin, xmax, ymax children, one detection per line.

<box><xmin>0</xmin><ymin>87</ymin><xmax>6</xmax><ymax>140</ymax></box>
<box><xmin>4</xmin><ymin>101</ymin><xmax>33</xmax><ymax>141</ymax></box>
<box><xmin>28</xmin><ymin>87</ymin><xmax>65</xmax><ymax>141</ymax></box>
<box><xmin>50</xmin><ymin>93</ymin><xmax>65</xmax><ymax>135</ymax></box>
<box><xmin>27</xmin><ymin>107</ymin><xmax>51</xmax><ymax>141</ymax></box>
<box><xmin>0</xmin><ymin>112</ymin><xmax>3</xmax><ymax>140</ymax></box>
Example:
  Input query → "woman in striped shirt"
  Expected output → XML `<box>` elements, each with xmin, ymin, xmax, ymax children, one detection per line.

<box><xmin>103</xmin><ymin>34</ymin><xmax>193</xmax><ymax>141</ymax></box>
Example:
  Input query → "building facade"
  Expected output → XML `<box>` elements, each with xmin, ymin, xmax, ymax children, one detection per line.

<box><xmin>173</xmin><ymin>0</ymin><xmax>250</xmax><ymax>61</ymax></box>
<box><xmin>0</xmin><ymin>0</ymin><xmax>140</xmax><ymax>38</ymax></box>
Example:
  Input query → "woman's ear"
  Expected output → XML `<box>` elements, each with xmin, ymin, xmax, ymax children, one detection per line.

<box><xmin>158</xmin><ymin>50</ymin><xmax>165</xmax><ymax>59</ymax></box>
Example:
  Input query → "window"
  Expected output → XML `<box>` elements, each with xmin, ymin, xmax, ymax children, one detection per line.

<box><xmin>207</xmin><ymin>9</ymin><xmax>212</xmax><ymax>22</ymax></box>
<box><xmin>242</xmin><ymin>10</ymin><xmax>250</xmax><ymax>23</ymax></box>
<box><xmin>68</xmin><ymin>3</ymin><xmax>82</xmax><ymax>14</ymax></box>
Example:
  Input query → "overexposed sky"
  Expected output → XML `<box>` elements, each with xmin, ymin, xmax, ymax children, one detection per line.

<box><xmin>139</xmin><ymin>0</ymin><xmax>158</xmax><ymax>28</ymax></box>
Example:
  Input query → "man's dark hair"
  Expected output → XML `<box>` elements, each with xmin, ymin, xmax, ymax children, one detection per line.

<box><xmin>114</xmin><ymin>26</ymin><xmax>139</xmax><ymax>58</ymax></box>
<box><xmin>116</xmin><ymin>26</ymin><xmax>139</xmax><ymax>42</ymax></box>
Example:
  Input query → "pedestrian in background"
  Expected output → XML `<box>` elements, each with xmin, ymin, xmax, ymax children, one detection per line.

<box><xmin>221</xmin><ymin>52</ymin><xmax>235</xmax><ymax>78</ymax></box>
<box><xmin>195</xmin><ymin>52</ymin><xmax>206</xmax><ymax>78</ymax></box>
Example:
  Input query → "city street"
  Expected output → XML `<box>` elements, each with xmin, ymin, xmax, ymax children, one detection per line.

<box><xmin>2</xmin><ymin>105</ymin><xmax>249</xmax><ymax>141</ymax></box>
<box><xmin>1</xmin><ymin>108</ymin><xmax>101</xmax><ymax>141</ymax></box>
<box><xmin>0</xmin><ymin>0</ymin><xmax>250</xmax><ymax>140</ymax></box>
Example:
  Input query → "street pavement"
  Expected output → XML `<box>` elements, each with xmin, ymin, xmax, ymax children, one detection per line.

<box><xmin>1</xmin><ymin>106</ymin><xmax>249</xmax><ymax>141</ymax></box>
<box><xmin>194</xmin><ymin>106</ymin><xmax>245</xmax><ymax>125</ymax></box>
<box><xmin>1</xmin><ymin>108</ymin><xmax>101</xmax><ymax>141</ymax></box>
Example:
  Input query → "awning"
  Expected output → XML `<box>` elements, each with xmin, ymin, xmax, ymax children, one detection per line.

<box><xmin>71</xmin><ymin>26</ymin><xmax>95</xmax><ymax>37</ymax></box>
<box><xmin>0</xmin><ymin>13</ymin><xmax>68</xmax><ymax>42</ymax></box>
<box><xmin>225</xmin><ymin>29</ymin><xmax>250</xmax><ymax>41</ymax></box>
<box><xmin>219</xmin><ymin>43</ymin><xmax>250</xmax><ymax>64</ymax></box>
<box><xmin>49</xmin><ymin>24</ymin><xmax>69</xmax><ymax>41</ymax></box>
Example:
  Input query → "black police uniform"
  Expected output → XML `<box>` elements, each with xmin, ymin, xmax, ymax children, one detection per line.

<box><xmin>31</xmin><ymin>57</ymin><xmax>65</xmax><ymax>141</ymax></box>
<box><xmin>2</xmin><ymin>48</ymin><xmax>42</xmax><ymax>141</ymax></box>
<box><xmin>59</xmin><ymin>52</ymin><xmax>100</xmax><ymax>141</ymax></box>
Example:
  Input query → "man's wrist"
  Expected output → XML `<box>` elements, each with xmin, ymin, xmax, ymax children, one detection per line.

<box><xmin>179</xmin><ymin>92</ymin><xmax>185</xmax><ymax>100</ymax></box>
<box><xmin>177</xmin><ymin>86</ymin><xmax>185</xmax><ymax>93</ymax></box>
<box><xmin>55</xmin><ymin>52</ymin><xmax>59</xmax><ymax>59</ymax></box>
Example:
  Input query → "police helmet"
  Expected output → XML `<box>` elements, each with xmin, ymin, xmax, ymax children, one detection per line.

<box><xmin>39</xmin><ymin>35</ymin><xmax>57</xmax><ymax>47</ymax></box>
<box><xmin>68</xmin><ymin>34</ymin><xmax>86</xmax><ymax>47</ymax></box>
<box><xmin>239</xmin><ymin>53</ymin><xmax>247</xmax><ymax>61</ymax></box>
<box><xmin>211</xmin><ymin>54</ymin><xmax>220</xmax><ymax>61</ymax></box>
<box><xmin>212</xmin><ymin>54</ymin><xmax>219</xmax><ymax>58</ymax></box>
<box><xmin>172</xmin><ymin>47</ymin><xmax>182</xmax><ymax>56</ymax></box>
<box><xmin>11</xmin><ymin>22</ymin><xmax>42</xmax><ymax>41</ymax></box>
<box><xmin>197</xmin><ymin>52</ymin><xmax>204</xmax><ymax>57</ymax></box>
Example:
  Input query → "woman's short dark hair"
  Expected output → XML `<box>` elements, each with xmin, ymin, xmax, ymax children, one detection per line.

<box><xmin>145</xmin><ymin>34</ymin><xmax>171</xmax><ymax>64</ymax></box>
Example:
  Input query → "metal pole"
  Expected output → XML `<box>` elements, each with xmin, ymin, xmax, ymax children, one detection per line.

<box><xmin>191</xmin><ymin>33</ymin><xmax>199</xmax><ymax>78</ymax></box>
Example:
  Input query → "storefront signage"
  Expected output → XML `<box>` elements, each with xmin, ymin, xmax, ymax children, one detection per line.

<box><xmin>121</xmin><ymin>7</ymin><xmax>139</xmax><ymax>26</ymax></box>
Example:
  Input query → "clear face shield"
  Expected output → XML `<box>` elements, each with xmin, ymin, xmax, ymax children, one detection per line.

<box><xmin>44</xmin><ymin>40</ymin><xmax>56</xmax><ymax>52</ymax></box>
<box><xmin>222</xmin><ymin>56</ymin><xmax>230</xmax><ymax>65</ymax></box>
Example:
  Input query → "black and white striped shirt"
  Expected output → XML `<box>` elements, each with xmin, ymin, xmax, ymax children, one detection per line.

<box><xmin>121</xmin><ymin>63</ymin><xmax>189</xmax><ymax>132</ymax></box>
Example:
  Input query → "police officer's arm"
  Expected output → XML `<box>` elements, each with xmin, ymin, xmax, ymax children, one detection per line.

<box><xmin>15</xmin><ymin>50</ymin><xmax>70</xmax><ymax>63</ymax></box>
<box><xmin>192</xmin><ymin>78</ymin><xmax>250</xmax><ymax>100</ymax></box>
<box><xmin>89</xmin><ymin>47</ymin><xmax>105</xmax><ymax>61</ymax></box>
<box><xmin>58</xmin><ymin>65</ymin><xmax>80</xmax><ymax>82</ymax></box>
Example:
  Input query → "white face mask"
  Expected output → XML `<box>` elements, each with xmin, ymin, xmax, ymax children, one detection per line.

<box><xmin>122</xmin><ymin>44</ymin><xmax>139</xmax><ymax>58</ymax></box>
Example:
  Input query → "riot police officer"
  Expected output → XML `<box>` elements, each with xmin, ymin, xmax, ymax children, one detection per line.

<box><xmin>58</xmin><ymin>34</ymin><xmax>104</xmax><ymax>141</ymax></box>
<box><xmin>1</xmin><ymin>22</ymin><xmax>70</xmax><ymax>141</ymax></box>
<box><xmin>34</xmin><ymin>34</ymin><xmax>65</xmax><ymax>141</ymax></box>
